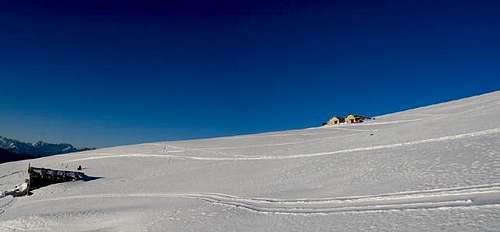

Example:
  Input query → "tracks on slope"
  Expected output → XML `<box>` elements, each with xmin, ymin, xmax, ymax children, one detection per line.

<box><xmin>68</xmin><ymin>127</ymin><xmax>500</xmax><ymax>162</ymax></box>
<box><xmin>198</xmin><ymin>184</ymin><xmax>500</xmax><ymax>215</ymax></box>
<box><xmin>0</xmin><ymin>171</ymin><xmax>23</xmax><ymax>180</ymax></box>
<box><xmin>0</xmin><ymin>196</ymin><xmax>15</xmax><ymax>217</ymax></box>
<box><xmin>16</xmin><ymin>183</ymin><xmax>500</xmax><ymax>215</ymax></box>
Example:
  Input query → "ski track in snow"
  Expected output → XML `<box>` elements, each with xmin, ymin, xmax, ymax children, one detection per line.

<box><xmin>95</xmin><ymin>118</ymin><xmax>419</xmax><ymax>153</ymax></box>
<box><xmin>15</xmin><ymin>183</ymin><xmax>500</xmax><ymax>215</ymax></box>
<box><xmin>0</xmin><ymin>171</ymin><xmax>23</xmax><ymax>180</ymax></box>
<box><xmin>0</xmin><ymin>196</ymin><xmax>15</xmax><ymax>217</ymax></box>
<box><xmin>165</xmin><ymin>142</ymin><xmax>305</xmax><ymax>151</ymax></box>
<box><xmin>159</xmin><ymin>131</ymin><xmax>358</xmax><ymax>151</ymax></box>
<box><xmin>345</xmin><ymin>118</ymin><xmax>422</xmax><ymax>126</ymax></box>
<box><xmin>68</xmin><ymin>127</ymin><xmax>500</xmax><ymax>162</ymax></box>
<box><xmin>328</xmin><ymin>127</ymin><xmax>377</xmax><ymax>132</ymax></box>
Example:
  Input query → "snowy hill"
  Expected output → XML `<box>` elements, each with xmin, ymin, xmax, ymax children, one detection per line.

<box><xmin>1</xmin><ymin>91</ymin><xmax>500</xmax><ymax>231</ymax></box>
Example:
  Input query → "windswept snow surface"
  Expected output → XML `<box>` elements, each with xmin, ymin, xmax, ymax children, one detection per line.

<box><xmin>1</xmin><ymin>91</ymin><xmax>500</xmax><ymax>231</ymax></box>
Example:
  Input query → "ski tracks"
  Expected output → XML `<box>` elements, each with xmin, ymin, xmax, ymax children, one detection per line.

<box><xmin>15</xmin><ymin>184</ymin><xmax>500</xmax><ymax>215</ymax></box>
<box><xmin>0</xmin><ymin>171</ymin><xmax>23</xmax><ymax>180</ymax></box>
<box><xmin>0</xmin><ymin>196</ymin><xmax>15</xmax><ymax>217</ymax></box>
<box><xmin>68</xmin><ymin>127</ymin><xmax>500</xmax><ymax>162</ymax></box>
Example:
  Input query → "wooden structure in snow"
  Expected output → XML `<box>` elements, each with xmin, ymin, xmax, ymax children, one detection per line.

<box><xmin>28</xmin><ymin>166</ymin><xmax>88</xmax><ymax>191</ymax></box>
<box><xmin>1</xmin><ymin>166</ymin><xmax>89</xmax><ymax>197</ymax></box>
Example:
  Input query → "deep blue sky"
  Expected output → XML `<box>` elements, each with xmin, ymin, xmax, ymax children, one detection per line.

<box><xmin>1</xmin><ymin>0</ymin><xmax>499</xmax><ymax>147</ymax></box>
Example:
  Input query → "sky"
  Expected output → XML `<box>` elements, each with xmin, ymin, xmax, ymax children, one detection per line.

<box><xmin>0</xmin><ymin>0</ymin><xmax>499</xmax><ymax>148</ymax></box>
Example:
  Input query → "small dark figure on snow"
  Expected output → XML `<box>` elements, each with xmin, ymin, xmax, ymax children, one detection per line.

<box><xmin>77</xmin><ymin>165</ymin><xmax>82</xmax><ymax>171</ymax></box>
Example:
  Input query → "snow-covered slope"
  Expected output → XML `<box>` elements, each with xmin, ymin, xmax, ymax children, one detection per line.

<box><xmin>1</xmin><ymin>91</ymin><xmax>500</xmax><ymax>231</ymax></box>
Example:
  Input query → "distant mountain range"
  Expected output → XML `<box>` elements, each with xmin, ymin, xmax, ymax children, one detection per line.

<box><xmin>0</xmin><ymin>136</ymin><xmax>94</xmax><ymax>163</ymax></box>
